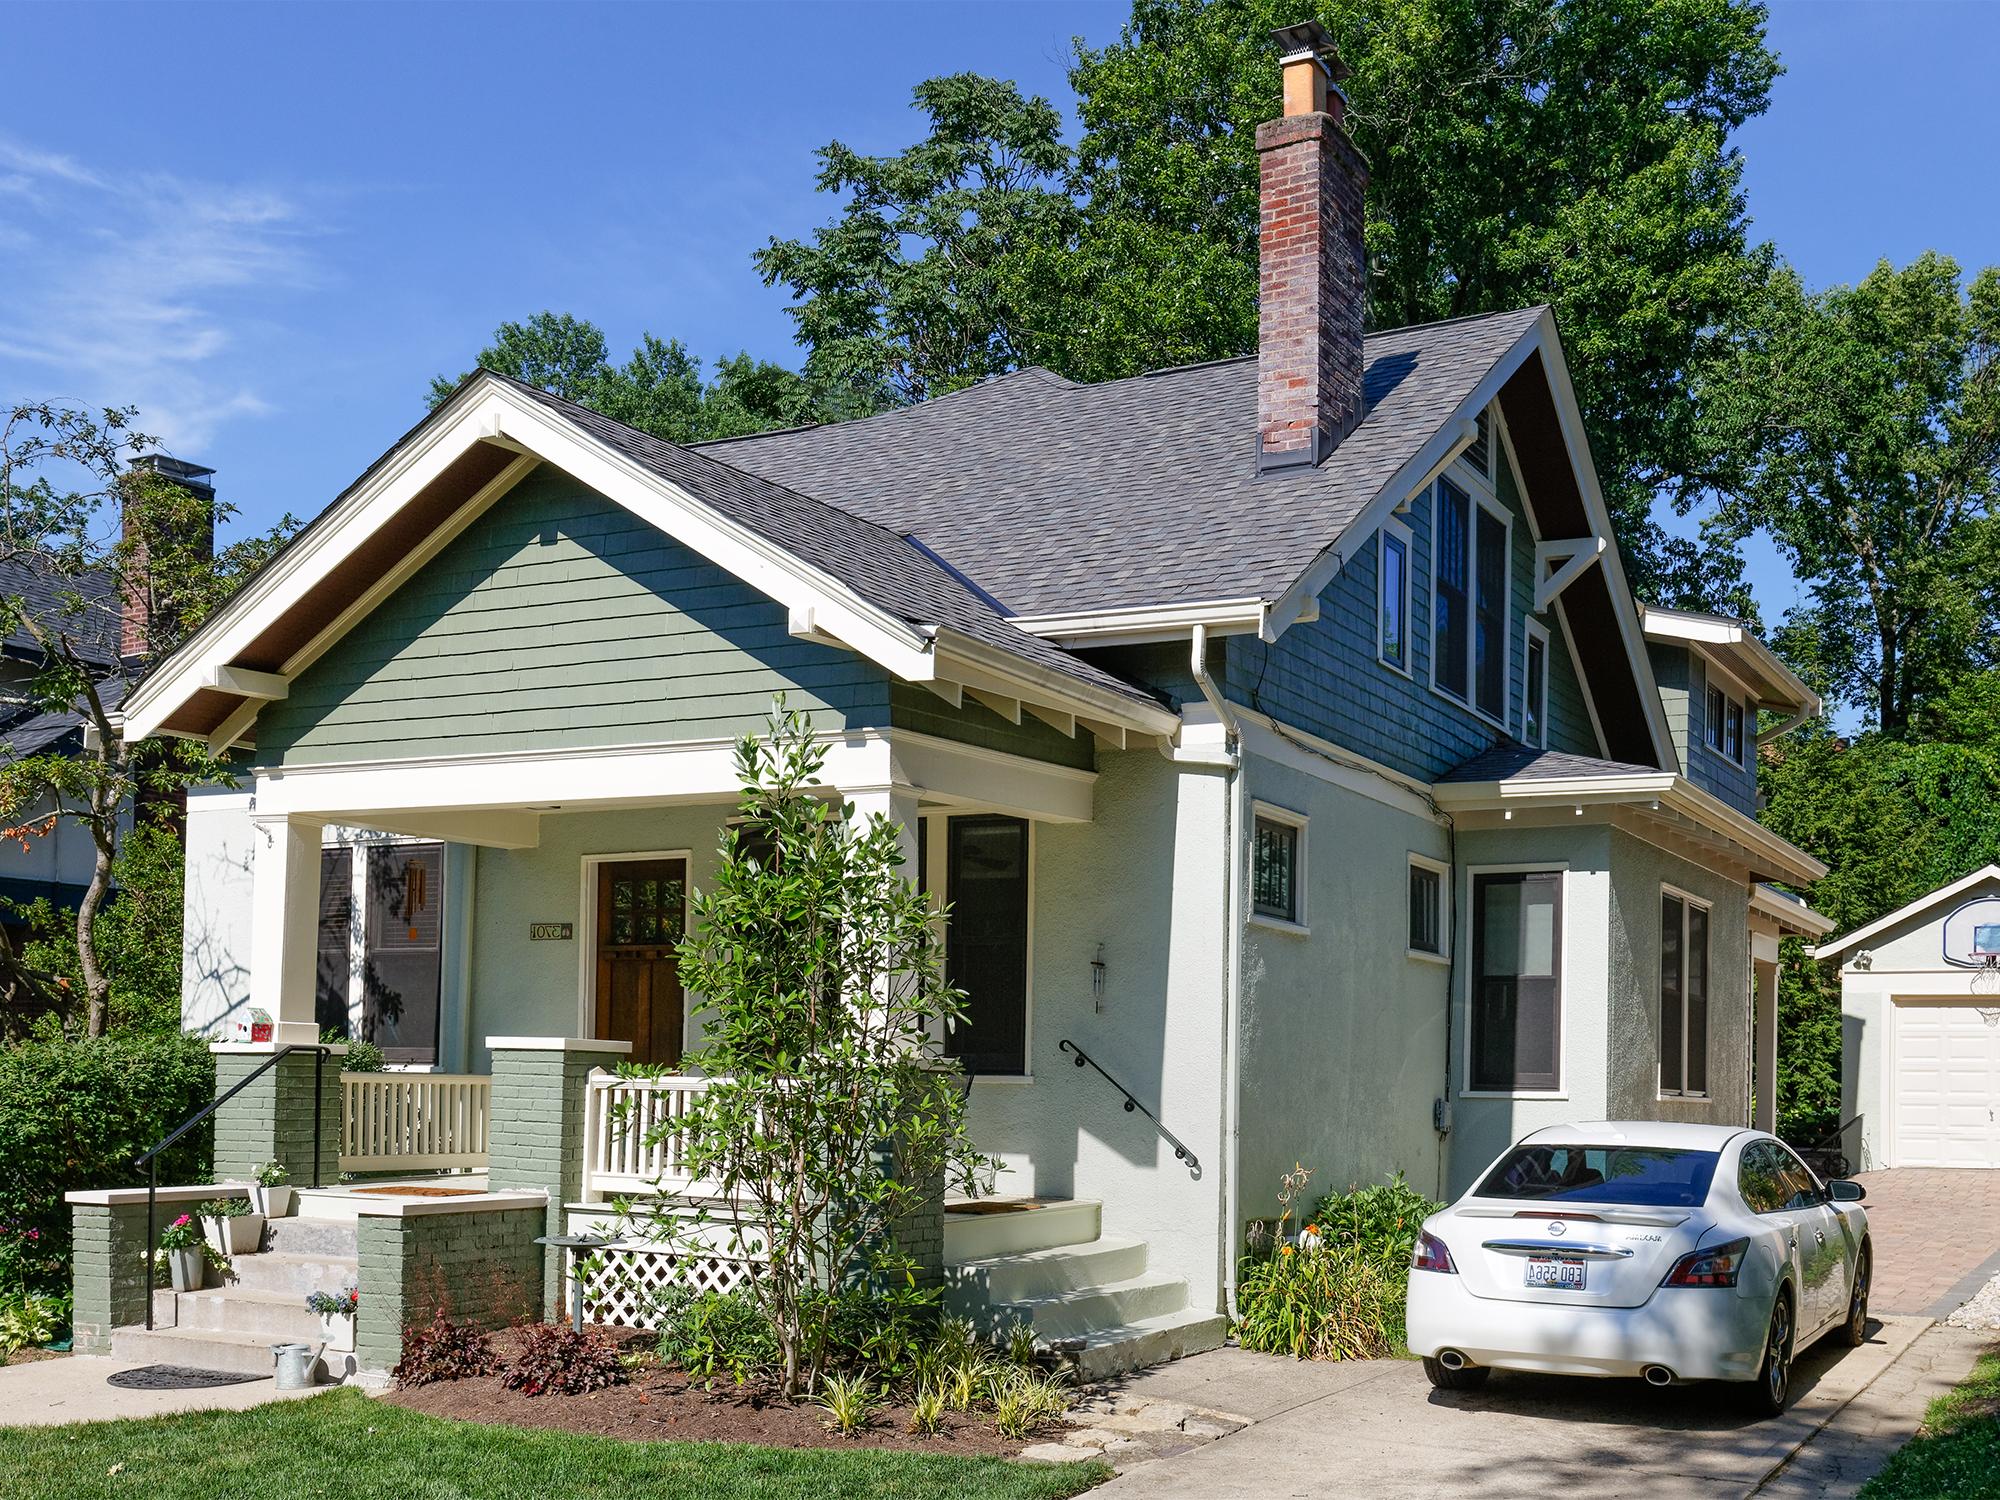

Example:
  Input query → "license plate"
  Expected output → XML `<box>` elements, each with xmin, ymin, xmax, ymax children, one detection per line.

<box><xmin>1525</xmin><ymin>1257</ymin><xmax>1587</xmax><ymax>1290</ymax></box>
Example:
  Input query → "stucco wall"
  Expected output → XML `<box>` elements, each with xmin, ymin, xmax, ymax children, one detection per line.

<box><xmin>1235</xmin><ymin>747</ymin><xmax>1453</xmax><ymax>1212</ymax></box>
<box><xmin>182</xmin><ymin>787</ymin><xmax>256</xmax><ymax>1036</ymax></box>
<box><xmin>964</xmin><ymin>748</ymin><xmax>1230</xmax><ymax>1315</ymax></box>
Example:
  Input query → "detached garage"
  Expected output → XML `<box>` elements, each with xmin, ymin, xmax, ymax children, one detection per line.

<box><xmin>1819</xmin><ymin>865</ymin><xmax>2000</xmax><ymax>1170</ymax></box>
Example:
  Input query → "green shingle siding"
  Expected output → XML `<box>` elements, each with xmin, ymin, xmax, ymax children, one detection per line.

<box><xmin>211</xmin><ymin>1051</ymin><xmax>343</xmax><ymax>1189</ymax></box>
<box><xmin>258</xmin><ymin>469</ymin><xmax>893</xmax><ymax>767</ymax></box>
<box><xmin>354</xmin><ymin>1205</ymin><xmax>544</xmax><ymax>1374</ymax></box>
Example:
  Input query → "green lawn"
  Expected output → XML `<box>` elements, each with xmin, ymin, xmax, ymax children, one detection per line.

<box><xmin>0</xmin><ymin>1387</ymin><xmax>1110</xmax><ymax>1500</ymax></box>
<box><xmin>1860</xmin><ymin>1345</ymin><xmax>2000</xmax><ymax>1499</ymax></box>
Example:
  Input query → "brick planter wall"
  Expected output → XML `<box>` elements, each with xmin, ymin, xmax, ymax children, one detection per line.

<box><xmin>210</xmin><ymin>1044</ymin><xmax>344</xmax><ymax>1188</ymax></box>
<box><xmin>67</xmin><ymin>1184</ymin><xmax>251</xmax><ymax>1353</ymax></box>
<box><xmin>353</xmin><ymin>1197</ymin><xmax>547</xmax><ymax>1379</ymax></box>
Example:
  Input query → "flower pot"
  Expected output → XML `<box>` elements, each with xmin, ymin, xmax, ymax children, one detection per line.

<box><xmin>318</xmin><ymin>1312</ymin><xmax>355</xmax><ymax>1353</ymax></box>
<box><xmin>250</xmin><ymin>1183</ymin><xmax>293</xmax><ymax>1218</ymax></box>
<box><xmin>204</xmin><ymin>1213</ymin><xmax>264</xmax><ymax>1257</ymax></box>
<box><xmin>167</xmin><ymin>1246</ymin><xmax>204</xmax><ymax>1292</ymax></box>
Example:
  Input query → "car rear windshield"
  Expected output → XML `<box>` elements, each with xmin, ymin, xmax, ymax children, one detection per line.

<box><xmin>1475</xmin><ymin>1145</ymin><xmax>1720</xmax><ymax>1207</ymax></box>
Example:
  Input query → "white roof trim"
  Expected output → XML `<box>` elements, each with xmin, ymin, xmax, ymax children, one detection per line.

<box><xmin>1013</xmin><ymin>597</ymin><xmax>1305</xmax><ymax>649</ymax></box>
<box><xmin>1640</xmin><ymin>604</ymin><xmax>1820</xmax><ymax>716</ymax></box>
<box><xmin>1811</xmin><ymin>864</ymin><xmax>2000</xmax><ymax>959</ymax></box>
<box><xmin>1751</xmin><ymin>882</ymin><xmax>1836</xmax><ymax>938</ymax></box>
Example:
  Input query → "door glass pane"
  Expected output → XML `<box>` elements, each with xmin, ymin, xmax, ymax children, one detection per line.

<box><xmin>945</xmin><ymin>817</ymin><xmax>1029</xmax><ymax>1076</ymax></box>
<box><xmin>1381</xmin><ymin>534</ymin><xmax>1407</xmax><ymax>669</ymax></box>
<box><xmin>1525</xmin><ymin>634</ymin><xmax>1547</xmax><ymax>746</ymax></box>
<box><xmin>1471</xmin><ymin>872</ymin><xmax>1561</xmax><ymax>1092</ymax></box>
<box><xmin>1687</xmin><ymin>903</ymin><xmax>1709</xmax><ymax>1095</ymax></box>
<box><xmin>1660</xmin><ymin>893</ymin><xmax>1684</xmax><ymax>1094</ymax></box>
<box><xmin>1739</xmin><ymin>1142</ymin><xmax>1786</xmax><ymax>1214</ymax></box>
<box><xmin>1474</xmin><ymin>506</ymin><xmax>1507</xmax><ymax>719</ymax></box>
<box><xmin>1435</xmin><ymin>480</ymin><xmax>1470</xmax><ymax>699</ymax></box>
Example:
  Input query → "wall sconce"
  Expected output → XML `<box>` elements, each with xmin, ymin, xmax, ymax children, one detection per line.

<box><xmin>1091</xmin><ymin>944</ymin><xmax>1107</xmax><ymax>1012</ymax></box>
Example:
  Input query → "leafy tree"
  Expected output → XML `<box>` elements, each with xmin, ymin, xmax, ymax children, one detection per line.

<box><xmin>633</xmin><ymin>705</ymin><xmax>991</xmax><ymax>1397</ymax></box>
<box><xmin>0</xmin><ymin>402</ymin><xmax>292</xmax><ymax>1036</ymax></box>
<box><xmin>1689</xmin><ymin>255</ymin><xmax>2000</xmax><ymax>732</ymax></box>
<box><xmin>429</xmin><ymin>311</ymin><xmax>856</xmax><ymax>441</ymax></box>
<box><xmin>760</xmin><ymin>0</ymin><xmax>1781</xmax><ymax>591</ymax></box>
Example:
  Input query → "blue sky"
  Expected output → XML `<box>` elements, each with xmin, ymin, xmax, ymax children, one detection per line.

<box><xmin>1</xmin><ymin>0</ymin><xmax>1992</xmax><ymax>643</ymax></box>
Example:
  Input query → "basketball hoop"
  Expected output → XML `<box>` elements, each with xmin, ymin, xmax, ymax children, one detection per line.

<box><xmin>1974</xmin><ymin>954</ymin><xmax>2000</xmax><ymax>1021</ymax></box>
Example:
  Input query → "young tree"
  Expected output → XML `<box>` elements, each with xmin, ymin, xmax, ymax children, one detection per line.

<box><xmin>0</xmin><ymin>402</ymin><xmax>293</xmax><ymax>1036</ymax></box>
<box><xmin>634</xmin><ymin>705</ymin><xmax>990</xmax><ymax>1397</ymax></box>
<box><xmin>1690</xmin><ymin>255</ymin><xmax>2000</xmax><ymax>732</ymax></box>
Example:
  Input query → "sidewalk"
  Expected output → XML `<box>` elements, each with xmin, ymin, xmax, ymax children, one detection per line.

<box><xmin>0</xmin><ymin>1355</ymin><xmax>328</xmax><ymax>1428</ymax></box>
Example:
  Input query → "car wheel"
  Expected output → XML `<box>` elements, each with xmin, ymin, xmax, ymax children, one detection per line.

<box><xmin>1746</xmin><ymin>1291</ymin><xmax>1794</xmax><ymax>1417</ymax></box>
<box><xmin>1839</xmin><ymin>1242</ymin><xmax>1872</xmax><ymax>1348</ymax></box>
<box><xmin>1422</xmin><ymin>1357</ymin><xmax>1491</xmax><ymax>1392</ymax></box>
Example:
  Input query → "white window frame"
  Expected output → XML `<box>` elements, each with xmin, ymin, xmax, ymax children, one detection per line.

<box><xmin>576</xmin><ymin>848</ymin><xmax>695</xmax><ymax>1047</ymax></box>
<box><xmin>1428</xmin><ymin>461</ymin><xmax>1513</xmax><ymax>732</ymax></box>
<box><xmin>1523</xmin><ymin>618</ymin><xmax>1551</xmax><ymax>749</ymax></box>
<box><xmin>1378</xmin><ymin>518</ymin><xmax>1414</xmax><ymax>678</ymax></box>
<box><xmin>1407</xmin><ymin>853</ymin><xmax>1450</xmax><ymax>964</ymax></box>
<box><xmin>1249</xmin><ymin>801</ymin><xmax>1310</xmax><ymax>936</ymax></box>
<box><xmin>1658</xmin><ymin>882</ymin><xmax>1713</xmax><ymax>1102</ymax></box>
<box><xmin>1460</xmin><ymin>861</ymin><xmax>1569</xmax><ymax>1100</ymax></box>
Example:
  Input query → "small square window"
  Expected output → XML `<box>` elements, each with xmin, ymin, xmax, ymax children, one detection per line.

<box><xmin>1408</xmin><ymin>860</ymin><xmax>1444</xmax><ymax>956</ymax></box>
<box><xmin>1252</xmin><ymin>813</ymin><xmax>1303</xmax><ymax>926</ymax></box>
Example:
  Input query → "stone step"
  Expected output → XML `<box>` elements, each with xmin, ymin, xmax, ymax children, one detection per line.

<box><xmin>109</xmin><ymin>1324</ymin><xmax>306</xmax><ymax>1380</ymax></box>
<box><xmin>227</xmin><ymin>1251</ymin><xmax>359</xmax><ymax>1297</ymax></box>
<box><xmin>264</xmin><ymin>1216</ymin><xmax>358</xmax><ymax>1258</ymax></box>
<box><xmin>998</xmin><ymin>1271</ymin><xmax>1194</xmax><ymax>1342</ymax></box>
<box><xmin>154</xmin><ymin>1287</ymin><xmax>325</xmax><ymax>1343</ymax></box>
<box><xmin>944</xmin><ymin>1200</ymin><xmax>1101</xmax><ymax>1262</ymax></box>
<box><xmin>1072</xmin><ymin>1307</ymin><xmax>1230</xmax><ymax>1381</ymax></box>
<box><xmin>945</xmin><ymin>1234</ymin><xmax>1150</xmax><ymax>1310</ymax></box>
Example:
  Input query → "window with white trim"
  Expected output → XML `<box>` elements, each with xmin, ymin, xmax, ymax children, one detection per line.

<box><xmin>1251</xmin><ymin>806</ymin><xmax>1307</xmax><ymax>929</ymax></box>
<box><xmin>1408</xmin><ymin>856</ymin><xmax>1446</xmax><ymax>958</ymax></box>
<box><xmin>1432</xmin><ymin>476</ymin><xmax>1510</xmax><ymax>723</ymax></box>
<box><xmin>1659</xmin><ymin>889</ymin><xmax>1710</xmax><ymax>1097</ymax></box>
<box><xmin>1523</xmin><ymin>620</ymin><xmax>1549</xmax><ymax>749</ymax></box>
<box><xmin>1379</xmin><ymin>522</ymin><xmax>1411</xmax><ymax>675</ymax></box>
<box><xmin>1725</xmin><ymin>699</ymin><xmax>1745</xmax><ymax>764</ymax></box>
<box><xmin>1470</xmin><ymin>870</ymin><xmax>1562</xmax><ymax>1092</ymax></box>
<box><xmin>1704</xmin><ymin>684</ymin><xmax>1727</xmax><ymax>753</ymax></box>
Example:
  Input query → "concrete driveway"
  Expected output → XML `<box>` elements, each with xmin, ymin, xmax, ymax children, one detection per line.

<box><xmin>1089</xmin><ymin>1318</ymin><xmax>1988</xmax><ymax>1499</ymax></box>
<box><xmin>1853</xmin><ymin>1169</ymin><xmax>2000</xmax><ymax>1316</ymax></box>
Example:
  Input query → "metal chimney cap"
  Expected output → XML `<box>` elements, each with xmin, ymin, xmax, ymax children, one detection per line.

<box><xmin>1271</xmin><ymin>21</ymin><xmax>1350</xmax><ymax>81</ymax></box>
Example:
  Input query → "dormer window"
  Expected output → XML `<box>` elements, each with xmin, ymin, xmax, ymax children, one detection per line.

<box><xmin>1725</xmin><ymin>700</ymin><xmax>1745</xmax><ymax>764</ymax></box>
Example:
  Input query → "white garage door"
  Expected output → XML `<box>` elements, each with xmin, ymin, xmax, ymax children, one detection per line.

<box><xmin>1894</xmin><ymin>1001</ymin><xmax>2000</xmax><ymax>1167</ymax></box>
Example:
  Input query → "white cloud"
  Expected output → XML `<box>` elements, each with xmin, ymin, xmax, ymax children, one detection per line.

<box><xmin>0</xmin><ymin>137</ymin><xmax>320</xmax><ymax>453</ymax></box>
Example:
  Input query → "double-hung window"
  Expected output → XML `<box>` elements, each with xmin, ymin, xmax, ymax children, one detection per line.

<box><xmin>1432</xmin><ymin>476</ymin><xmax>1509</xmax><ymax>723</ymax></box>
<box><xmin>1725</xmin><ymin>700</ymin><xmax>1745</xmax><ymax>764</ymax></box>
<box><xmin>1705</xmin><ymin>684</ymin><xmax>1726</xmax><ymax>753</ymax></box>
<box><xmin>1659</xmin><ymin>889</ymin><xmax>1711</xmax><ymax>1097</ymax></box>
<box><xmin>1379</xmin><ymin>521</ymin><xmax>1412</xmax><ymax>675</ymax></box>
<box><xmin>1523</xmin><ymin>621</ymin><xmax>1549</xmax><ymax>749</ymax></box>
<box><xmin>1470</xmin><ymin>871</ymin><xmax>1563</xmax><ymax>1092</ymax></box>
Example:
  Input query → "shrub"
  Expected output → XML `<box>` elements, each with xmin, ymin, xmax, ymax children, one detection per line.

<box><xmin>393</xmin><ymin>1307</ymin><xmax>500</xmax><ymax>1387</ymax></box>
<box><xmin>332</xmin><ymin>1037</ymin><xmax>385</xmax><ymax>1073</ymax></box>
<box><xmin>1234</xmin><ymin>1240</ymin><xmax>1403</xmax><ymax>1361</ymax></box>
<box><xmin>0</xmin><ymin>1290</ymin><xmax>65</xmax><ymax>1354</ymax></box>
<box><xmin>652</xmin><ymin>1289</ymin><xmax>778</xmax><ymax>1384</ymax></box>
<box><xmin>1308</xmin><ymin>1173</ymin><xmax>1442</xmax><ymax>1269</ymax></box>
<box><xmin>814</xmin><ymin>1372</ymin><xmax>879</xmax><ymax>1436</ymax></box>
<box><xmin>501</xmin><ymin>1321</ymin><xmax>628</xmax><ymax>1397</ymax></box>
<box><xmin>0</xmin><ymin>1032</ymin><xmax>214</xmax><ymax>1291</ymax></box>
<box><xmin>906</xmin><ymin>1384</ymin><xmax>946</xmax><ymax>1436</ymax></box>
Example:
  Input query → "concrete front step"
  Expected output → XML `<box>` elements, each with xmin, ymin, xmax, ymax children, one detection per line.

<box><xmin>946</xmin><ymin>1233</ymin><xmax>1150</xmax><ymax>1308</ymax></box>
<box><xmin>999</xmin><ymin>1271</ymin><xmax>1195</xmax><ymax>1342</ymax></box>
<box><xmin>944</xmin><ymin>1199</ymin><xmax>1101</xmax><ymax>1262</ymax></box>
<box><xmin>228</xmin><ymin>1251</ymin><xmax>359</xmax><ymax>1297</ymax></box>
<box><xmin>1072</xmin><ymin>1307</ymin><xmax>1230</xmax><ymax>1380</ymax></box>
<box><xmin>264</xmin><ymin>1216</ymin><xmax>359</xmax><ymax>1258</ymax></box>
<box><xmin>154</xmin><ymin>1287</ymin><xmax>326</xmax><ymax>1343</ymax></box>
<box><xmin>109</xmin><ymin>1323</ymin><xmax>310</xmax><ymax>1379</ymax></box>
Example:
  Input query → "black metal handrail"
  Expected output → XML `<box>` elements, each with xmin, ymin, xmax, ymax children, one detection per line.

<box><xmin>139</xmin><ymin>1043</ymin><xmax>329</xmax><ymax>1329</ymax></box>
<box><xmin>1797</xmin><ymin>1113</ymin><xmax>1863</xmax><ymax>1180</ymax></box>
<box><xmin>1058</xmin><ymin>1039</ymin><xmax>1201</xmax><ymax>1179</ymax></box>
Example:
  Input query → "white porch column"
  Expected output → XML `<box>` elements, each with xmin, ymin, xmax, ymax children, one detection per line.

<box><xmin>250</xmin><ymin>814</ymin><xmax>325</xmax><ymax>1044</ymax></box>
<box><xmin>1752</xmin><ymin>956</ymin><xmax>1780</xmax><ymax>1134</ymax></box>
<box><xmin>843</xmin><ymin>786</ymin><xmax>922</xmax><ymax>878</ymax></box>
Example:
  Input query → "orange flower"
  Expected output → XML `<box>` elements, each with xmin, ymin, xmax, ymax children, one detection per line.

<box><xmin>1279</xmin><ymin>1244</ymin><xmax>1295</xmax><ymax>1256</ymax></box>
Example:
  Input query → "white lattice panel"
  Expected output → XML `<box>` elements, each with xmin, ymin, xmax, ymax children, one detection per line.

<box><xmin>568</xmin><ymin>1242</ymin><xmax>765</xmax><ymax>1328</ymax></box>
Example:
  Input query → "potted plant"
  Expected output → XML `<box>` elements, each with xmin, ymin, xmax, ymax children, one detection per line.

<box><xmin>305</xmin><ymin>1285</ymin><xmax>358</xmax><ymax>1352</ymax></box>
<box><xmin>199</xmin><ymin>1198</ymin><xmax>264</xmax><ymax>1257</ymax></box>
<box><xmin>158</xmin><ymin>1215</ymin><xmax>205</xmax><ymax>1292</ymax></box>
<box><xmin>248</xmin><ymin>1161</ymin><xmax>292</xmax><ymax>1218</ymax></box>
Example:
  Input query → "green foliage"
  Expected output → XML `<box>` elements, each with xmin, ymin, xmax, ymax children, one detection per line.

<box><xmin>814</xmin><ymin>1372</ymin><xmax>881</xmax><ymax>1437</ymax></box>
<box><xmin>501</xmin><ymin>1321</ymin><xmax>629</xmax><ymax>1397</ymax></box>
<box><xmin>1234</xmin><ymin>1240</ymin><xmax>1405</xmax><ymax>1361</ymax></box>
<box><xmin>906</xmin><ymin>1383</ymin><xmax>946</xmax><ymax>1437</ymax></box>
<box><xmin>155</xmin><ymin>1213</ymin><xmax>201</xmax><ymax>1252</ymax></box>
<box><xmin>253</xmin><ymin>1160</ymin><xmax>289</xmax><ymax>1189</ymax></box>
<box><xmin>649</xmin><ymin>1289</ymin><xmax>778</xmax><ymax>1386</ymax></box>
<box><xmin>0</xmin><ymin>1031</ymin><xmax>213</xmax><ymax>1290</ymax></box>
<box><xmin>1308</xmin><ymin>1174</ymin><xmax>1441</xmax><ymax>1268</ymax></box>
<box><xmin>338</xmin><ymin>1038</ymin><xmax>386</xmax><ymax>1074</ymax></box>
<box><xmin>428</xmin><ymin>311</ymin><xmax>863</xmax><ymax>442</ymax></box>
<box><xmin>0</xmin><ymin>1288</ymin><xmax>65</xmax><ymax>1355</ymax></box>
<box><xmin>392</xmin><ymin>1306</ymin><xmax>501</xmax><ymax>1387</ymax></box>
<box><xmin>1858</xmin><ymin>1345</ymin><xmax>2000</xmax><ymax>1499</ymax></box>
<box><xmin>635</xmin><ymin>703</ymin><xmax>990</xmax><ymax>1397</ymax></box>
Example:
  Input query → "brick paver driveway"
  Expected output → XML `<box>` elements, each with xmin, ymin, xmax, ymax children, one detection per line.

<box><xmin>1853</xmin><ymin>1168</ymin><xmax>2000</xmax><ymax>1315</ymax></box>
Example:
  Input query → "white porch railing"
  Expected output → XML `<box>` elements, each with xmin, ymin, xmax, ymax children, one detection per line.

<box><xmin>340</xmin><ymin>1072</ymin><xmax>491</xmax><ymax>1173</ymax></box>
<box><xmin>582</xmin><ymin>1069</ymin><xmax>728</xmax><ymax>1200</ymax></box>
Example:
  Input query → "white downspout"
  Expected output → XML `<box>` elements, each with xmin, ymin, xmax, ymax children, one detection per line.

<box><xmin>1190</xmin><ymin>623</ymin><xmax>1245</xmax><ymax>1317</ymax></box>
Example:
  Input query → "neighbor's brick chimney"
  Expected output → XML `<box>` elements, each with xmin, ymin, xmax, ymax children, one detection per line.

<box><xmin>122</xmin><ymin>455</ymin><xmax>217</xmax><ymax>662</ymax></box>
<box><xmin>1256</xmin><ymin>21</ymin><xmax>1368</xmax><ymax>471</ymax></box>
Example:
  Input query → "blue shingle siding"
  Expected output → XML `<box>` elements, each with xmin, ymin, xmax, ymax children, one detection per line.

<box><xmin>1226</xmin><ymin>437</ymin><xmax>1597</xmax><ymax>782</ymax></box>
<box><xmin>258</xmin><ymin>469</ymin><xmax>893</xmax><ymax>766</ymax></box>
<box><xmin>1678</xmin><ymin>649</ymin><xmax>1757</xmax><ymax>815</ymax></box>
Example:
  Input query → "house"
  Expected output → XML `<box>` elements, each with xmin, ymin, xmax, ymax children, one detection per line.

<box><xmin>100</xmin><ymin>24</ymin><xmax>1830</xmax><ymax>1377</ymax></box>
<box><xmin>1814</xmin><ymin>866</ymin><xmax>2000</xmax><ymax>1170</ymax></box>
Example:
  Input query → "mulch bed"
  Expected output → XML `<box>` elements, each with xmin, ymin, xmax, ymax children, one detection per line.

<box><xmin>7</xmin><ymin>1348</ymin><xmax>69</xmax><ymax>1364</ymax></box>
<box><xmin>382</xmin><ymin>1327</ymin><xmax>1051</xmax><ymax>1458</ymax></box>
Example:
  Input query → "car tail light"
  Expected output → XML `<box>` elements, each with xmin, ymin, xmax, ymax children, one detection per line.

<box><xmin>1661</xmin><ymin>1236</ymin><xmax>1749</xmax><ymax>1288</ymax></box>
<box><xmin>1412</xmin><ymin>1230</ymin><xmax>1457</xmax><ymax>1274</ymax></box>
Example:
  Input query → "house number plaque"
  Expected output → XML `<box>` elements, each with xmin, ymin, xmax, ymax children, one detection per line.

<box><xmin>529</xmin><ymin>923</ymin><xmax>574</xmax><ymax>941</ymax></box>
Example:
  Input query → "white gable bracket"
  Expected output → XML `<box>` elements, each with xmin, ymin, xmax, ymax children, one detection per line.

<box><xmin>1534</xmin><ymin>536</ymin><xmax>1607</xmax><ymax>613</ymax></box>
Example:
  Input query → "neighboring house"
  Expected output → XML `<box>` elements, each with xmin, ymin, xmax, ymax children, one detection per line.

<box><xmin>1815</xmin><ymin>866</ymin><xmax>2000</xmax><ymax>1171</ymax></box>
<box><xmin>123</xmin><ymin>27</ymin><xmax>1830</xmax><ymax>1368</ymax></box>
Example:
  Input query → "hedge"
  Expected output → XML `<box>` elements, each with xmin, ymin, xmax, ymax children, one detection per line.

<box><xmin>0</xmin><ymin>1033</ymin><xmax>214</xmax><ymax>1292</ymax></box>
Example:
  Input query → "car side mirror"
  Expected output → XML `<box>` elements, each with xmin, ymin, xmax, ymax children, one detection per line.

<box><xmin>1827</xmin><ymin>1179</ymin><xmax>1866</xmax><ymax>1203</ymax></box>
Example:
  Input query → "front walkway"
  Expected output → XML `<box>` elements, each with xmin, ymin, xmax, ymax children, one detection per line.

<box><xmin>1853</xmin><ymin>1168</ymin><xmax>2000</xmax><ymax>1316</ymax></box>
<box><xmin>0</xmin><ymin>1356</ymin><xmax>327</xmax><ymax>1427</ymax></box>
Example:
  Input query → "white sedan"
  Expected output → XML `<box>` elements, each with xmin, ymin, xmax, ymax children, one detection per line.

<box><xmin>1405</xmin><ymin>1122</ymin><xmax>1871</xmax><ymax>1415</ymax></box>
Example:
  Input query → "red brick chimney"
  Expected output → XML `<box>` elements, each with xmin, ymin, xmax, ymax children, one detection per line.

<box><xmin>1256</xmin><ymin>22</ymin><xmax>1368</xmax><ymax>471</ymax></box>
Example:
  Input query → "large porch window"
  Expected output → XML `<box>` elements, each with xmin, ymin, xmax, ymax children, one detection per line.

<box><xmin>316</xmin><ymin>840</ymin><xmax>446</xmax><ymax>1065</ymax></box>
<box><xmin>933</xmin><ymin>815</ymin><xmax>1031</xmax><ymax>1077</ymax></box>
<box><xmin>1469</xmin><ymin>870</ymin><xmax>1563</xmax><ymax>1093</ymax></box>
<box><xmin>1659</xmin><ymin>888</ymin><xmax>1710</xmax><ymax>1098</ymax></box>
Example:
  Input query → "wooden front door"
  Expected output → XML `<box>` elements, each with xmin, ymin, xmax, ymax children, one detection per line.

<box><xmin>594</xmin><ymin>859</ymin><xmax>687</xmax><ymax>1067</ymax></box>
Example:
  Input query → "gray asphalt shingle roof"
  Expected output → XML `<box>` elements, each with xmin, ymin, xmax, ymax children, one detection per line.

<box><xmin>0</xmin><ymin>556</ymin><xmax>119</xmax><ymax>666</ymax></box>
<box><xmin>695</xmin><ymin>307</ymin><xmax>1544</xmax><ymax>617</ymax></box>
<box><xmin>1439</xmin><ymin>746</ymin><xmax>1666</xmax><ymax>783</ymax></box>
